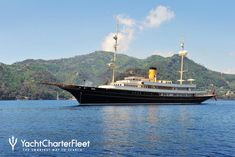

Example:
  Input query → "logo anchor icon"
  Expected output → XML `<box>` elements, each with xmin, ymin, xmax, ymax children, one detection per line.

<box><xmin>9</xmin><ymin>136</ymin><xmax>17</xmax><ymax>151</ymax></box>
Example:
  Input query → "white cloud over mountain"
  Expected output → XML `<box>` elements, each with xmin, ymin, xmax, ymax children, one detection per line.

<box><xmin>101</xmin><ymin>15</ymin><xmax>136</xmax><ymax>52</ymax></box>
<box><xmin>153</xmin><ymin>51</ymin><xmax>175</xmax><ymax>57</ymax></box>
<box><xmin>101</xmin><ymin>28</ymin><xmax>135</xmax><ymax>52</ymax></box>
<box><xmin>224</xmin><ymin>68</ymin><xmax>235</xmax><ymax>74</ymax></box>
<box><xmin>101</xmin><ymin>5</ymin><xmax>175</xmax><ymax>52</ymax></box>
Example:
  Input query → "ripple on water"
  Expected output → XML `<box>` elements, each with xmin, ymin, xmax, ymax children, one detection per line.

<box><xmin>0</xmin><ymin>100</ymin><xmax>235</xmax><ymax>156</ymax></box>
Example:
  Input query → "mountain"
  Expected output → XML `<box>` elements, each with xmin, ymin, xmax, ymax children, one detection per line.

<box><xmin>0</xmin><ymin>51</ymin><xmax>235</xmax><ymax>100</ymax></box>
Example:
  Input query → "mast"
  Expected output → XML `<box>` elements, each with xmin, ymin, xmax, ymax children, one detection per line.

<box><xmin>56</xmin><ymin>92</ymin><xmax>59</xmax><ymax>100</ymax></box>
<box><xmin>178</xmin><ymin>42</ymin><xmax>188</xmax><ymax>85</ymax></box>
<box><xmin>111</xmin><ymin>21</ymin><xmax>119</xmax><ymax>83</ymax></box>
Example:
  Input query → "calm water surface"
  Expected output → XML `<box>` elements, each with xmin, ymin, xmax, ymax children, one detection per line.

<box><xmin>0</xmin><ymin>100</ymin><xmax>235</xmax><ymax>157</ymax></box>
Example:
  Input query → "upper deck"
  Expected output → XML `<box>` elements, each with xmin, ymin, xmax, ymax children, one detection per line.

<box><xmin>97</xmin><ymin>76</ymin><xmax>204</xmax><ymax>95</ymax></box>
<box><xmin>113</xmin><ymin>76</ymin><xmax>196</xmax><ymax>89</ymax></box>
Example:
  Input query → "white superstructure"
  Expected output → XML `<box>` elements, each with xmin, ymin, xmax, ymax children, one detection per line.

<box><xmin>99</xmin><ymin>76</ymin><xmax>206</xmax><ymax>96</ymax></box>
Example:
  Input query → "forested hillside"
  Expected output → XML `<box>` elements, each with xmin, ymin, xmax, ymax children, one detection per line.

<box><xmin>1</xmin><ymin>51</ymin><xmax>235</xmax><ymax>100</ymax></box>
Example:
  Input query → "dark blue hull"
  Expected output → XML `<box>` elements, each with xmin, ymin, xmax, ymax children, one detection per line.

<box><xmin>52</xmin><ymin>83</ymin><xmax>213</xmax><ymax>105</ymax></box>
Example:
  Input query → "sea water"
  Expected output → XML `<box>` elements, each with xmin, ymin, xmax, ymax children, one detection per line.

<box><xmin>0</xmin><ymin>100</ymin><xmax>234</xmax><ymax>157</ymax></box>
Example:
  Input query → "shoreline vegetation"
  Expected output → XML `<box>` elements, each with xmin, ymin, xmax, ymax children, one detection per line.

<box><xmin>1</xmin><ymin>51</ymin><xmax>235</xmax><ymax>100</ymax></box>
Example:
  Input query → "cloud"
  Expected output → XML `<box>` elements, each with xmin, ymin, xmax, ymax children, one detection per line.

<box><xmin>102</xmin><ymin>15</ymin><xmax>135</xmax><ymax>52</ymax></box>
<box><xmin>101</xmin><ymin>5</ymin><xmax>175</xmax><ymax>52</ymax></box>
<box><xmin>223</xmin><ymin>68</ymin><xmax>235</xmax><ymax>74</ymax></box>
<box><xmin>116</xmin><ymin>15</ymin><xmax>136</xmax><ymax>27</ymax></box>
<box><xmin>102</xmin><ymin>27</ymin><xmax>135</xmax><ymax>52</ymax></box>
<box><xmin>144</xmin><ymin>5</ymin><xmax>175</xmax><ymax>28</ymax></box>
<box><xmin>221</xmin><ymin>53</ymin><xmax>235</xmax><ymax>74</ymax></box>
<box><xmin>228</xmin><ymin>52</ymin><xmax>235</xmax><ymax>57</ymax></box>
<box><xmin>153</xmin><ymin>51</ymin><xmax>174</xmax><ymax>57</ymax></box>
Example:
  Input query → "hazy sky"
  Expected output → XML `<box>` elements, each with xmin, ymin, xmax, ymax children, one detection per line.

<box><xmin>0</xmin><ymin>0</ymin><xmax>234</xmax><ymax>74</ymax></box>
